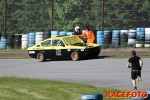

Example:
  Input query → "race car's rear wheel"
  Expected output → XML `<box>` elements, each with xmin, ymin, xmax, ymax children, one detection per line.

<box><xmin>71</xmin><ymin>52</ymin><xmax>80</xmax><ymax>61</ymax></box>
<box><xmin>37</xmin><ymin>53</ymin><xmax>45</xmax><ymax>62</ymax></box>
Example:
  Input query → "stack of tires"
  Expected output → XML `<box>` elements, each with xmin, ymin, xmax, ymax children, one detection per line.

<box><xmin>21</xmin><ymin>34</ymin><xmax>28</xmax><ymax>49</ymax></box>
<box><xmin>51</xmin><ymin>31</ymin><xmax>59</xmax><ymax>37</ymax></box>
<box><xmin>111</xmin><ymin>30</ymin><xmax>120</xmax><ymax>48</ymax></box>
<box><xmin>81</xmin><ymin>94</ymin><xmax>103</xmax><ymax>100</ymax></box>
<box><xmin>120</xmin><ymin>30</ymin><xmax>128</xmax><ymax>47</ymax></box>
<box><xmin>104</xmin><ymin>30</ymin><xmax>112</xmax><ymax>48</ymax></box>
<box><xmin>14</xmin><ymin>34</ymin><xmax>22</xmax><ymax>49</ymax></box>
<box><xmin>59</xmin><ymin>31</ymin><xmax>67</xmax><ymax>36</ymax></box>
<box><xmin>96</xmin><ymin>31</ymin><xmax>104</xmax><ymax>48</ymax></box>
<box><xmin>7</xmin><ymin>34</ymin><xmax>14</xmax><ymax>49</ymax></box>
<box><xmin>136</xmin><ymin>28</ymin><xmax>145</xmax><ymax>48</ymax></box>
<box><xmin>128</xmin><ymin>29</ymin><xmax>136</xmax><ymax>47</ymax></box>
<box><xmin>67</xmin><ymin>32</ymin><xmax>73</xmax><ymax>35</ymax></box>
<box><xmin>35</xmin><ymin>32</ymin><xmax>44</xmax><ymax>44</ymax></box>
<box><xmin>28</xmin><ymin>32</ymin><xmax>35</xmax><ymax>47</ymax></box>
<box><xmin>145</xmin><ymin>28</ymin><xmax>150</xmax><ymax>47</ymax></box>
<box><xmin>0</xmin><ymin>34</ymin><xmax>7</xmax><ymax>49</ymax></box>
<box><xmin>148</xmin><ymin>90</ymin><xmax>150</xmax><ymax>100</ymax></box>
<box><xmin>43</xmin><ymin>32</ymin><xmax>50</xmax><ymax>40</ymax></box>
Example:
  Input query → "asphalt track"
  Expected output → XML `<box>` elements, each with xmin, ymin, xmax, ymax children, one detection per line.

<box><xmin>0</xmin><ymin>58</ymin><xmax>149</xmax><ymax>91</ymax></box>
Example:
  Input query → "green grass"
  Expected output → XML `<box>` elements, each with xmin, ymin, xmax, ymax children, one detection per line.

<box><xmin>0</xmin><ymin>76</ymin><xmax>125</xmax><ymax>100</ymax></box>
<box><xmin>0</xmin><ymin>49</ymin><xmax>27</xmax><ymax>52</ymax></box>
<box><xmin>0</xmin><ymin>56</ymin><xmax>30</xmax><ymax>59</ymax></box>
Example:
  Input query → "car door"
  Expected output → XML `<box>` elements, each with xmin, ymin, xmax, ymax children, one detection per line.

<box><xmin>40</xmin><ymin>40</ymin><xmax>52</xmax><ymax>59</ymax></box>
<box><xmin>51</xmin><ymin>39</ymin><xmax>69</xmax><ymax>59</ymax></box>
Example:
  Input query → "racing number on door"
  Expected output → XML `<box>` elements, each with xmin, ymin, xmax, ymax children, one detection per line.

<box><xmin>56</xmin><ymin>49</ymin><xmax>61</xmax><ymax>56</ymax></box>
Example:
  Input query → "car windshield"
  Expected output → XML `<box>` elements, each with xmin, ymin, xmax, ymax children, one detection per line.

<box><xmin>63</xmin><ymin>36</ymin><xmax>85</xmax><ymax>46</ymax></box>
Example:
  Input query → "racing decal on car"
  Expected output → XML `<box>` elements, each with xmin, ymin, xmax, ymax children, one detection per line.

<box><xmin>56</xmin><ymin>49</ymin><xmax>61</xmax><ymax>56</ymax></box>
<box><xmin>29</xmin><ymin>51</ymin><xmax>35</xmax><ymax>54</ymax></box>
<box><xmin>67</xmin><ymin>47</ymin><xmax>71</xmax><ymax>51</ymax></box>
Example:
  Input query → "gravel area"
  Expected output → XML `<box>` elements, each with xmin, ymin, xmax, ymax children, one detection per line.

<box><xmin>100</xmin><ymin>48</ymin><xmax>150</xmax><ymax>56</ymax></box>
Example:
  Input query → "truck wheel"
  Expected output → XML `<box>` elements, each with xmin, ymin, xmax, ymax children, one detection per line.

<box><xmin>37</xmin><ymin>53</ymin><xmax>45</xmax><ymax>62</ymax></box>
<box><xmin>71</xmin><ymin>52</ymin><xmax>80</xmax><ymax>61</ymax></box>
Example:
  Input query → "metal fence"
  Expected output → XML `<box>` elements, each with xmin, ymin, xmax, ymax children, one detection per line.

<box><xmin>0</xmin><ymin>0</ymin><xmax>150</xmax><ymax>34</ymax></box>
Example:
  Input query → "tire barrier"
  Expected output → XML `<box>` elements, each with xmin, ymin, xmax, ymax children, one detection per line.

<box><xmin>145</xmin><ymin>28</ymin><xmax>150</xmax><ymax>47</ymax></box>
<box><xmin>136</xmin><ymin>28</ymin><xmax>145</xmax><ymax>47</ymax></box>
<box><xmin>120</xmin><ymin>30</ymin><xmax>128</xmax><ymax>47</ymax></box>
<box><xmin>148</xmin><ymin>90</ymin><xmax>150</xmax><ymax>100</ymax></box>
<box><xmin>0</xmin><ymin>34</ymin><xmax>7</xmax><ymax>49</ymax></box>
<box><xmin>35</xmin><ymin>32</ymin><xmax>44</xmax><ymax>44</ymax></box>
<box><xmin>67</xmin><ymin>32</ymin><xmax>73</xmax><ymax>35</ymax></box>
<box><xmin>51</xmin><ymin>31</ymin><xmax>59</xmax><ymax>37</ymax></box>
<box><xmin>14</xmin><ymin>34</ymin><xmax>21</xmax><ymax>49</ymax></box>
<box><xmin>104</xmin><ymin>30</ymin><xmax>112</xmax><ymax>48</ymax></box>
<box><xmin>81</xmin><ymin>94</ymin><xmax>103</xmax><ymax>100</ymax></box>
<box><xmin>1</xmin><ymin>28</ymin><xmax>150</xmax><ymax>50</ymax></box>
<box><xmin>128</xmin><ymin>29</ymin><xmax>136</xmax><ymax>47</ymax></box>
<box><xmin>7</xmin><ymin>34</ymin><xmax>14</xmax><ymax>49</ymax></box>
<box><xmin>111</xmin><ymin>30</ymin><xmax>120</xmax><ymax>48</ymax></box>
<box><xmin>97</xmin><ymin>31</ymin><xmax>104</xmax><ymax>48</ymax></box>
<box><xmin>43</xmin><ymin>32</ymin><xmax>50</xmax><ymax>40</ymax></box>
<box><xmin>59</xmin><ymin>31</ymin><xmax>67</xmax><ymax>36</ymax></box>
<box><xmin>21</xmin><ymin>34</ymin><xmax>28</xmax><ymax>49</ymax></box>
<box><xmin>28</xmin><ymin>32</ymin><xmax>35</xmax><ymax>47</ymax></box>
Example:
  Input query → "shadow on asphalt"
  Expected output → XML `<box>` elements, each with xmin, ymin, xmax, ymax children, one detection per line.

<box><xmin>97</xmin><ymin>56</ymin><xmax>110</xmax><ymax>59</ymax></box>
<box><xmin>43</xmin><ymin>56</ymin><xmax>111</xmax><ymax>62</ymax></box>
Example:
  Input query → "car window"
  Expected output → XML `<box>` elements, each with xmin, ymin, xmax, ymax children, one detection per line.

<box><xmin>41</xmin><ymin>40</ymin><xmax>51</xmax><ymax>46</ymax></box>
<box><xmin>52</xmin><ymin>40</ymin><xmax>64</xmax><ymax>46</ymax></box>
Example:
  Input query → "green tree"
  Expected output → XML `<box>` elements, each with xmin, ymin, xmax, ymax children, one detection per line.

<box><xmin>104</xmin><ymin>0</ymin><xmax>150</xmax><ymax>30</ymax></box>
<box><xmin>0</xmin><ymin>0</ymin><xmax>150</xmax><ymax>34</ymax></box>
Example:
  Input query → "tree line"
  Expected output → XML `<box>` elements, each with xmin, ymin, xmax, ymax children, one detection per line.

<box><xmin>0</xmin><ymin>0</ymin><xmax>150</xmax><ymax>34</ymax></box>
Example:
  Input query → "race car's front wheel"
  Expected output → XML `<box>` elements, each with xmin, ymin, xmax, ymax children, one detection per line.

<box><xmin>71</xmin><ymin>52</ymin><xmax>80</xmax><ymax>61</ymax></box>
<box><xmin>37</xmin><ymin>53</ymin><xmax>45</xmax><ymax>62</ymax></box>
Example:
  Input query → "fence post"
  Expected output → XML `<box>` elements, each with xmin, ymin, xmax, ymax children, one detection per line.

<box><xmin>50</xmin><ymin>0</ymin><xmax>53</xmax><ymax>31</ymax></box>
<box><xmin>3</xmin><ymin>0</ymin><xmax>7</xmax><ymax>35</ymax></box>
<box><xmin>101</xmin><ymin>0</ymin><xmax>104</xmax><ymax>31</ymax></box>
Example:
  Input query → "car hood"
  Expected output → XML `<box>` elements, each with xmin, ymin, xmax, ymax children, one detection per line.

<box><xmin>66</xmin><ymin>43</ymin><xmax>100</xmax><ymax>49</ymax></box>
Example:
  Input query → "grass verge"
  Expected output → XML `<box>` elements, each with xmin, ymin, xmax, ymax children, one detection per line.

<box><xmin>99</xmin><ymin>56</ymin><xmax>150</xmax><ymax>59</ymax></box>
<box><xmin>0</xmin><ymin>76</ymin><xmax>125</xmax><ymax>100</ymax></box>
<box><xmin>0</xmin><ymin>56</ymin><xmax>30</xmax><ymax>59</ymax></box>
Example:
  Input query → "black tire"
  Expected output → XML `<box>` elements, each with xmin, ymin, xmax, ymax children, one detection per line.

<box><xmin>7</xmin><ymin>34</ymin><xmax>14</xmax><ymax>39</ymax></box>
<box><xmin>71</xmin><ymin>52</ymin><xmax>80</xmax><ymax>61</ymax></box>
<box><xmin>37</xmin><ymin>53</ymin><xmax>45</xmax><ymax>62</ymax></box>
<box><xmin>128</xmin><ymin>36</ymin><xmax>136</xmax><ymax>39</ymax></box>
<box><xmin>14</xmin><ymin>45</ymin><xmax>21</xmax><ymax>49</ymax></box>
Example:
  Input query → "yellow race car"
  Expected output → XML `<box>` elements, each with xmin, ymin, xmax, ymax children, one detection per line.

<box><xmin>27</xmin><ymin>35</ymin><xmax>101</xmax><ymax>62</ymax></box>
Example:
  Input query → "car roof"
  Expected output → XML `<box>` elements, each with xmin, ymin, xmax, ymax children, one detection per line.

<box><xmin>45</xmin><ymin>35</ymin><xmax>84</xmax><ymax>44</ymax></box>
